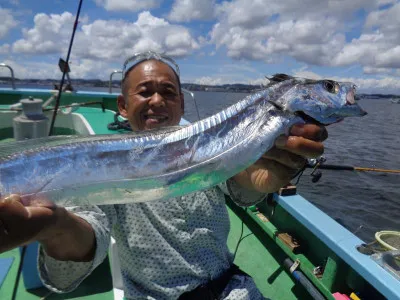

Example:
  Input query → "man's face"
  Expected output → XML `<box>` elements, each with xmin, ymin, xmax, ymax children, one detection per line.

<box><xmin>117</xmin><ymin>60</ymin><xmax>184</xmax><ymax>131</ymax></box>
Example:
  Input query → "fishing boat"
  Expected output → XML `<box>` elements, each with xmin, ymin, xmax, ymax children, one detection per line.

<box><xmin>390</xmin><ymin>99</ymin><xmax>400</xmax><ymax>104</ymax></box>
<box><xmin>0</xmin><ymin>63</ymin><xmax>399</xmax><ymax>300</ymax></box>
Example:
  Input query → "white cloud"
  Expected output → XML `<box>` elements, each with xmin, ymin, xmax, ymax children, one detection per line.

<box><xmin>334</xmin><ymin>2</ymin><xmax>400</xmax><ymax>69</ymax></box>
<box><xmin>290</xmin><ymin>67</ymin><xmax>400</xmax><ymax>93</ymax></box>
<box><xmin>192</xmin><ymin>74</ymin><xmax>267</xmax><ymax>86</ymax></box>
<box><xmin>210</xmin><ymin>0</ymin><xmax>400</xmax><ymax>72</ymax></box>
<box><xmin>12</xmin><ymin>11</ymin><xmax>199</xmax><ymax>60</ymax></box>
<box><xmin>210</xmin><ymin>0</ymin><xmax>357</xmax><ymax>65</ymax></box>
<box><xmin>363</xmin><ymin>66</ymin><xmax>395</xmax><ymax>75</ymax></box>
<box><xmin>13</xmin><ymin>12</ymin><xmax>74</xmax><ymax>54</ymax></box>
<box><xmin>335</xmin><ymin>76</ymin><xmax>400</xmax><ymax>93</ymax></box>
<box><xmin>168</xmin><ymin>0</ymin><xmax>216</xmax><ymax>22</ymax></box>
<box><xmin>248</xmin><ymin>77</ymin><xmax>268</xmax><ymax>86</ymax></box>
<box><xmin>0</xmin><ymin>58</ymin><xmax>117</xmax><ymax>80</ymax></box>
<box><xmin>66</xmin><ymin>58</ymin><xmax>116</xmax><ymax>79</ymax></box>
<box><xmin>0</xmin><ymin>8</ymin><xmax>18</xmax><ymax>39</ymax></box>
<box><xmin>0</xmin><ymin>44</ymin><xmax>10</xmax><ymax>54</ymax></box>
<box><xmin>211</xmin><ymin>16</ymin><xmax>345</xmax><ymax>65</ymax></box>
<box><xmin>0</xmin><ymin>59</ymin><xmax>60</xmax><ymax>79</ymax></box>
<box><xmin>365</xmin><ymin>1</ymin><xmax>400</xmax><ymax>31</ymax></box>
<box><xmin>214</xmin><ymin>0</ymin><xmax>382</xmax><ymax>29</ymax></box>
<box><xmin>291</xmin><ymin>65</ymin><xmax>400</xmax><ymax>92</ymax></box>
<box><xmin>76</xmin><ymin>11</ymin><xmax>199</xmax><ymax>59</ymax></box>
<box><xmin>194</xmin><ymin>76</ymin><xmax>224</xmax><ymax>85</ymax></box>
<box><xmin>292</xmin><ymin>70</ymin><xmax>322</xmax><ymax>80</ymax></box>
<box><xmin>93</xmin><ymin>0</ymin><xmax>161</xmax><ymax>12</ymax></box>
<box><xmin>9</xmin><ymin>11</ymin><xmax>198</xmax><ymax>79</ymax></box>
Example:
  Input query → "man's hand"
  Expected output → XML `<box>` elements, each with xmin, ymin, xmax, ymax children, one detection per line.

<box><xmin>0</xmin><ymin>194</ymin><xmax>62</xmax><ymax>253</ymax></box>
<box><xmin>0</xmin><ymin>195</ymin><xmax>96</xmax><ymax>261</ymax></box>
<box><xmin>233</xmin><ymin>124</ymin><xmax>328</xmax><ymax>193</ymax></box>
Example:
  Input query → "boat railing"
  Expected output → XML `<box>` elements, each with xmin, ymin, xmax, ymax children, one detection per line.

<box><xmin>182</xmin><ymin>88</ymin><xmax>200</xmax><ymax>120</ymax></box>
<box><xmin>0</xmin><ymin>63</ymin><xmax>16</xmax><ymax>89</ymax></box>
<box><xmin>109</xmin><ymin>70</ymin><xmax>123</xmax><ymax>93</ymax></box>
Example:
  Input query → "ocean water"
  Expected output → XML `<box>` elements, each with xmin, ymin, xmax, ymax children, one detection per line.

<box><xmin>2</xmin><ymin>84</ymin><xmax>399</xmax><ymax>242</ymax></box>
<box><xmin>183</xmin><ymin>91</ymin><xmax>400</xmax><ymax>242</ymax></box>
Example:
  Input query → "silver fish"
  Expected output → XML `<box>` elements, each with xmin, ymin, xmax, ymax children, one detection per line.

<box><xmin>0</xmin><ymin>74</ymin><xmax>366</xmax><ymax>206</ymax></box>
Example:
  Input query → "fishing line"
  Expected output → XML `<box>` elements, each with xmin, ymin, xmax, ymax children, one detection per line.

<box><xmin>11</xmin><ymin>246</ymin><xmax>26</xmax><ymax>300</ymax></box>
<box><xmin>294</xmin><ymin>169</ymin><xmax>305</xmax><ymax>185</ymax></box>
<box><xmin>233</xmin><ymin>212</ymin><xmax>245</xmax><ymax>261</ymax></box>
<box><xmin>48</xmin><ymin>0</ymin><xmax>84</xmax><ymax>136</ymax></box>
<box><xmin>233</xmin><ymin>207</ymin><xmax>254</xmax><ymax>261</ymax></box>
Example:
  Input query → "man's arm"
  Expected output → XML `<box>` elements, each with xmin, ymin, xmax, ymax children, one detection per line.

<box><xmin>38</xmin><ymin>204</ymin><xmax>115</xmax><ymax>292</ymax></box>
<box><xmin>0</xmin><ymin>195</ymin><xmax>115</xmax><ymax>292</ymax></box>
<box><xmin>0</xmin><ymin>194</ymin><xmax>95</xmax><ymax>261</ymax></box>
<box><xmin>39</xmin><ymin>208</ymin><xmax>96</xmax><ymax>261</ymax></box>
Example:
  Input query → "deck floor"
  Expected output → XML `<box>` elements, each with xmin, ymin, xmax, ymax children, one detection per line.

<box><xmin>0</xmin><ymin>248</ymin><xmax>114</xmax><ymax>300</ymax></box>
<box><xmin>227</xmin><ymin>207</ymin><xmax>308</xmax><ymax>299</ymax></box>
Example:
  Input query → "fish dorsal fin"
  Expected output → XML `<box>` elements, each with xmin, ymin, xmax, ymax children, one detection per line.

<box><xmin>266</xmin><ymin>73</ymin><xmax>294</xmax><ymax>83</ymax></box>
<box><xmin>0</xmin><ymin>126</ymin><xmax>186</xmax><ymax>162</ymax></box>
<box><xmin>0</xmin><ymin>136</ymin><xmax>78</xmax><ymax>160</ymax></box>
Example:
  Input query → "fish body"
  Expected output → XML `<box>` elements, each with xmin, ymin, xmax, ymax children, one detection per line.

<box><xmin>0</xmin><ymin>75</ymin><xmax>366</xmax><ymax>206</ymax></box>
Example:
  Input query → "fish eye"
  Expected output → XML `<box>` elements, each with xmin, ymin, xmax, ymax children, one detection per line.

<box><xmin>323</xmin><ymin>80</ymin><xmax>339</xmax><ymax>94</ymax></box>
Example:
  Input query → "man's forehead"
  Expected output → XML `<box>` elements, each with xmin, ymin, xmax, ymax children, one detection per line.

<box><xmin>133</xmin><ymin>60</ymin><xmax>174</xmax><ymax>74</ymax></box>
<box><xmin>130</xmin><ymin>60</ymin><xmax>177</xmax><ymax>80</ymax></box>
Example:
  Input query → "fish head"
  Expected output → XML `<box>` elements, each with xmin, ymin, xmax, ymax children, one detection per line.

<box><xmin>269</xmin><ymin>74</ymin><xmax>367</xmax><ymax>125</ymax></box>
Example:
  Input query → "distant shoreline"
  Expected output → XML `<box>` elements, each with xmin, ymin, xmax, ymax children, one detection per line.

<box><xmin>0</xmin><ymin>77</ymin><xmax>399</xmax><ymax>98</ymax></box>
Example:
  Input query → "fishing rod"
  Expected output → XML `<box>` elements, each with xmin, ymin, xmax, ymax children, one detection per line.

<box><xmin>300</xmin><ymin>157</ymin><xmax>400</xmax><ymax>183</ymax></box>
<box><xmin>305</xmin><ymin>163</ymin><xmax>400</xmax><ymax>174</ymax></box>
<box><xmin>48</xmin><ymin>0</ymin><xmax>84</xmax><ymax>136</ymax></box>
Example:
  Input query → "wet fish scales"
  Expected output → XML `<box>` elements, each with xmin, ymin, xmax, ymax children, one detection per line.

<box><xmin>0</xmin><ymin>75</ymin><xmax>366</xmax><ymax>206</ymax></box>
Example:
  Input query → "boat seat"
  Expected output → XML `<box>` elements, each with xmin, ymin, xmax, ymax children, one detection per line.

<box><xmin>109</xmin><ymin>237</ymin><xmax>125</xmax><ymax>300</ymax></box>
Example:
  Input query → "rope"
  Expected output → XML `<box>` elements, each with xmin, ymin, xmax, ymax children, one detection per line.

<box><xmin>107</xmin><ymin>112</ymin><xmax>132</xmax><ymax>131</ymax></box>
<box><xmin>375</xmin><ymin>231</ymin><xmax>400</xmax><ymax>251</ymax></box>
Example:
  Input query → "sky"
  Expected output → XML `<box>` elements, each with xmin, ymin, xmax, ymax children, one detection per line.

<box><xmin>0</xmin><ymin>0</ymin><xmax>400</xmax><ymax>93</ymax></box>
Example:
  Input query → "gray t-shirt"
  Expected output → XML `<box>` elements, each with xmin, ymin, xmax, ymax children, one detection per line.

<box><xmin>38</xmin><ymin>180</ymin><xmax>266</xmax><ymax>299</ymax></box>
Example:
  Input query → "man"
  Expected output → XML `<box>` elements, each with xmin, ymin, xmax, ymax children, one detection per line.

<box><xmin>0</xmin><ymin>52</ymin><xmax>326</xmax><ymax>299</ymax></box>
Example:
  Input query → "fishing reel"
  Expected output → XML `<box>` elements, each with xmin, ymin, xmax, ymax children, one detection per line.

<box><xmin>308</xmin><ymin>156</ymin><xmax>326</xmax><ymax>183</ymax></box>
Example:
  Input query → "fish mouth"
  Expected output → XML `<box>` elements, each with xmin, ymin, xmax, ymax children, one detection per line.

<box><xmin>295</xmin><ymin>111</ymin><xmax>325</xmax><ymax>126</ymax></box>
<box><xmin>346</xmin><ymin>88</ymin><xmax>356</xmax><ymax>105</ymax></box>
<box><xmin>295</xmin><ymin>111</ymin><xmax>346</xmax><ymax>125</ymax></box>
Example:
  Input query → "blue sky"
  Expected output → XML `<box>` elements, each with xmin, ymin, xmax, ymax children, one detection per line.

<box><xmin>1</xmin><ymin>0</ymin><xmax>400</xmax><ymax>93</ymax></box>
